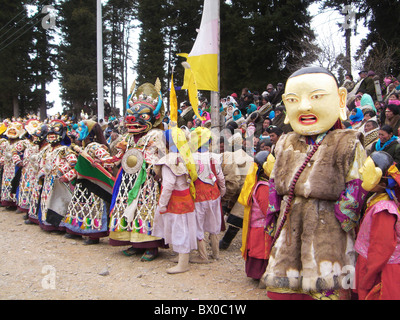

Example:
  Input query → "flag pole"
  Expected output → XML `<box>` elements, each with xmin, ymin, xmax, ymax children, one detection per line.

<box><xmin>210</xmin><ymin>0</ymin><xmax>220</xmax><ymax>131</ymax></box>
<box><xmin>97</xmin><ymin>0</ymin><xmax>104</xmax><ymax>122</ymax></box>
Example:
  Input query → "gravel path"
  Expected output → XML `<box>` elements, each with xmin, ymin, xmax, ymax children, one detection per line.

<box><xmin>0</xmin><ymin>207</ymin><xmax>269</xmax><ymax>301</ymax></box>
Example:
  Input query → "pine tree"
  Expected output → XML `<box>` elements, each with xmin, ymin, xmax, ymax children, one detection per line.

<box><xmin>103</xmin><ymin>0</ymin><xmax>137</xmax><ymax>115</ymax></box>
<box><xmin>29</xmin><ymin>0</ymin><xmax>57</xmax><ymax>120</ymax></box>
<box><xmin>355</xmin><ymin>0</ymin><xmax>400</xmax><ymax>76</ymax></box>
<box><xmin>0</xmin><ymin>1</ymin><xmax>36</xmax><ymax>118</ymax></box>
<box><xmin>220</xmin><ymin>0</ymin><xmax>318</xmax><ymax>96</ymax></box>
<box><xmin>135</xmin><ymin>0</ymin><xmax>167</xmax><ymax>86</ymax></box>
<box><xmin>56</xmin><ymin>0</ymin><xmax>98</xmax><ymax>117</ymax></box>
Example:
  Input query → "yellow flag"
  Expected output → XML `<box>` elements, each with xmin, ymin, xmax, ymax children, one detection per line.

<box><xmin>185</xmin><ymin>65</ymin><xmax>205</xmax><ymax>121</ymax></box>
<box><xmin>169</xmin><ymin>72</ymin><xmax>178</xmax><ymax>124</ymax></box>
<box><xmin>178</xmin><ymin>0</ymin><xmax>218</xmax><ymax>92</ymax></box>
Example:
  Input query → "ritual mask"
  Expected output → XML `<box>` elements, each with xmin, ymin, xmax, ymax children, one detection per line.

<box><xmin>359</xmin><ymin>156</ymin><xmax>383</xmax><ymax>192</ymax></box>
<box><xmin>33</xmin><ymin>124</ymin><xmax>49</xmax><ymax>145</ymax></box>
<box><xmin>359</xmin><ymin>151</ymin><xmax>395</xmax><ymax>192</ymax></box>
<box><xmin>125</xmin><ymin>79</ymin><xmax>164</xmax><ymax>134</ymax></box>
<box><xmin>25</xmin><ymin>119</ymin><xmax>41</xmax><ymax>136</ymax></box>
<box><xmin>282</xmin><ymin>67</ymin><xmax>347</xmax><ymax>136</ymax></box>
<box><xmin>47</xmin><ymin>120</ymin><xmax>67</xmax><ymax>145</ymax></box>
<box><xmin>5</xmin><ymin>121</ymin><xmax>25</xmax><ymax>139</ymax></box>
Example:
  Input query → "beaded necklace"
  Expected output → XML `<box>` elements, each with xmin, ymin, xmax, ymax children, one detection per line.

<box><xmin>271</xmin><ymin>132</ymin><xmax>327</xmax><ymax>247</ymax></box>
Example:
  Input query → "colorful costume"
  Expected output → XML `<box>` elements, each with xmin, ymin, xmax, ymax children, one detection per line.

<box><xmin>262</xmin><ymin>67</ymin><xmax>368</xmax><ymax>300</ymax></box>
<box><xmin>13</xmin><ymin>118</ymin><xmax>41</xmax><ymax>213</ymax></box>
<box><xmin>153</xmin><ymin>128</ymin><xmax>198</xmax><ymax>273</ymax></box>
<box><xmin>189</xmin><ymin>127</ymin><xmax>226</xmax><ymax>263</ymax></box>
<box><xmin>38</xmin><ymin>120</ymin><xmax>77</xmax><ymax>232</ymax></box>
<box><xmin>63</xmin><ymin>142</ymin><xmax>115</xmax><ymax>241</ymax></box>
<box><xmin>240</xmin><ymin>151</ymin><xmax>272</xmax><ymax>280</ymax></box>
<box><xmin>108</xmin><ymin>79</ymin><xmax>166</xmax><ymax>261</ymax></box>
<box><xmin>26</xmin><ymin>124</ymin><xmax>50</xmax><ymax>225</ymax></box>
<box><xmin>63</xmin><ymin>120</ymin><xmax>115</xmax><ymax>243</ymax></box>
<box><xmin>0</xmin><ymin>121</ymin><xmax>26</xmax><ymax>208</ymax></box>
<box><xmin>355</xmin><ymin>152</ymin><xmax>400</xmax><ymax>300</ymax></box>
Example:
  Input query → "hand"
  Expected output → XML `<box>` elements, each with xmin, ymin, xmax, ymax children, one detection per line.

<box><xmin>59</xmin><ymin>176</ymin><xmax>68</xmax><ymax>183</ymax></box>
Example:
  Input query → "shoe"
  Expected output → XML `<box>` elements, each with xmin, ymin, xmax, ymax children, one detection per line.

<box><xmin>167</xmin><ymin>253</ymin><xmax>189</xmax><ymax>274</ymax></box>
<box><xmin>190</xmin><ymin>240</ymin><xmax>210</xmax><ymax>264</ymax></box>
<box><xmin>122</xmin><ymin>247</ymin><xmax>145</xmax><ymax>257</ymax></box>
<box><xmin>24</xmin><ymin>219</ymin><xmax>35</xmax><ymax>225</ymax></box>
<box><xmin>219</xmin><ymin>225</ymin><xmax>240</xmax><ymax>250</ymax></box>
<box><xmin>64</xmin><ymin>233</ymin><xmax>82</xmax><ymax>240</ymax></box>
<box><xmin>209</xmin><ymin>234</ymin><xmax>220</xmax><ymax>260</ymax></box>
<box><xmin>83</xmin><ymin>238</ymin><xmax>100</xmax><ymax>245</ymax></box>
<box><xmin>140</xmin><ymin>249</ymin><xmax>158</xmax><ymax>262</ymax></box>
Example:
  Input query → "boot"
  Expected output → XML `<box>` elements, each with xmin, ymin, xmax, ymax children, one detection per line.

<box><xmin>219</xmin><ymin>225</ymin><xmax>240</xmax><ymax>250</ymax></box>
<box><xmin>167</xmin><ymin>253</ymin><xmax>190</xmax><ymax>274</ymax></box>
<box><xmin>190</xmin><ymin>239</ymin><xmax>210</xmax><ymax>264</ymax></box>
<box><xmin>209</xmin><ymin>233</ymin><xmax>219</xmax><ymax>260</ymax></box>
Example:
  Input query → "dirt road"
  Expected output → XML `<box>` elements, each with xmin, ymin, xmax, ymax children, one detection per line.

<box><xmin>0</xmin><ymin>207</ymin><xmax>269</xmax><ymax>301</ymax></box>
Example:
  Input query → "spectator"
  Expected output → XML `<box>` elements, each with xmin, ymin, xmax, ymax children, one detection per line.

<box><xmin>384</xmin><ymin>104</ymin><xmax>400</xmax><ymax>136</ymax></box>
<box><xmin>177</xmin><ymin>101</ymin><xmax>195</xmax><ymax>128</ymax></box>
<box><xmin>370</xmin><ymin>124</ymin><xmax>400</xmax><ymax>169</ymax></box>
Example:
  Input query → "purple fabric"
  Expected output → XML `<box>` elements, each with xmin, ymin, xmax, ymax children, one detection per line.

<box><xmin>334</xmin><ymin>179</ymin><xmax>368</xmax><ymax>232</ymax></box>
<box><xmin>109</xmin><ymin>238</ymin><xmax>167</xmax><ymax>249</ymax></box>
<box><xmin>245</xmin><ymin>256</ymin><xmax>268</xmax><ymax>280</ymax></box>
<box><xmin>265</xmin><ymin>179</ymin><xmax>281</xmax><ymax>235</ymax></box>
<box><xmin>66</xmin><ymin>229</ymin><xmax>108</xmax><ymax>239</ymax></box>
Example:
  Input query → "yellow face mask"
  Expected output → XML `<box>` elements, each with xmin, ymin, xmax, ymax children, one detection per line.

<box><xmin>282</xmin><ymin>73</ymin><xmax>347</xmax><ymax>135</ymax></box>
<box><xmin>263</xmin><ymin>153</ymin><xmax>275</xmax><ymax>178</ymax></box>
<box><xmin>359</xmin><ymin>156</ymin><xmax>383</xmax><ymax>192</ymax></box>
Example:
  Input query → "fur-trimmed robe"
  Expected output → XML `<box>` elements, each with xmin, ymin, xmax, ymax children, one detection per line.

<box><xmin>263</xmin><ymin>129</ymin><xmax>366</xmax><ymax>293</ymax></box>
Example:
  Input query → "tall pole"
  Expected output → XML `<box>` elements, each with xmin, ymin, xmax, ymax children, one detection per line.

<box><xmin>97</xmin><ymin>0</ymin><xmax>104</xmax><ymax>121</ymax></box>
<box><xmin>210</xmin><ymin>0</ymin><xmax>221</xmax><ymax>131</ymax></box>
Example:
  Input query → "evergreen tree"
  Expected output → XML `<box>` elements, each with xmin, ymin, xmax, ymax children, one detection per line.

<box><xmin>0</xmin><ymin>1</ymin><xmax>36</xmax><ymax>118</ymax></box>
<box><xmin>29</xmin><ymin>0</ymin><xmax>57</xmax><ymax>120</ymax></box>
<box><xmin>220</xmin><ymin>0</ymin><xmax>318</xmax><ymax>96</ymax></box>
<box><xmin>103</xmin><ymin>0</ymin><xmax>137</xmax><ymax>115</ymax></box>
<box><xmin>135</xmin><ymin>0</ymin><xmax>167</xmax><ymax>86</ymax></box>
<box><xmin>56</xmin><ymin>0</ymin><xmax>98</xmax><ymax>117</ymax></box>
<box><xmin>164</xmin><ymin>0</ymin><xmax>202</xmax><ymax>103</ymax></box>
<box><xmin>354</xmin><ymin>0</ymin><xmax>400</xmax><ymax>76</ymax></box>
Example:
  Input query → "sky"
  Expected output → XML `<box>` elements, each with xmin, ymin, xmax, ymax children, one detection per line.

<box><xmin>45</xmin><ymin>2</ymin><xmax>369</xmax><ymax>117</ymax></box>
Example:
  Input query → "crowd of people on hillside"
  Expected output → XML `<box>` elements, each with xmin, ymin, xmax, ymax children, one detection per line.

<box><xmin>1</xmin><ymin>67</ymin><xmax>400</xmax><ymax>300</ymax></box>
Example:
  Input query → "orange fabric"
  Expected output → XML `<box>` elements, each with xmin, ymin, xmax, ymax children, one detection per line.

<box><xmin>161</xmin><ymin>188</ymin><xmax>195</xmax><ymax>214</ymax></box>
<box><xmin>194</xmin><ymin>179</ymin><xmax>220</xmax><ymax>202</ymax></box>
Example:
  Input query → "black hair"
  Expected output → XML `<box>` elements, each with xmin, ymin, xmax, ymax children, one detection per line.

<box><xmin>366</xmin><ymin>120</ymin><xmax>379</xmax><ymax>129</ymax></box>
<box><xmin>364</xmin><ymin>110</ymin><xmax>376</xmax><ymax>118</ymax></box>
<box><xmin>386</xmin><ymin>104</ymin><xmax>400</xmax><ymax>115</ymax></box>
<box><xmin>380</xmin><ymin>124</ymin><xmax>394</xmax><ymax>135</ymax></box>
<box><xmin>267</xmin><ymin>125</ymin><xmax>283</xmax><ymax>136</ymax></box>
<box><xmin>289</xmin><ymin>66</ymin><xmax>339</xmax><ymax>87</ymax></box>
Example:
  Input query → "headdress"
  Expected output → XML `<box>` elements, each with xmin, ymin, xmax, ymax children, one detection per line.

<box><xmin>24</xmin><ymin>118</ymin><xmax>41</xmax><ymax>136</ymax></box>
<box><xmin>5</xmin><ymin>121</ymin><xmax>25</xmax><ymax>139</ymax></box>
<box><xmin>47</xmin><ymin>119</ymin><xmax>70</xmax><ymax>145</ymax></box>
<box><xmin>125</xmin><ymin>78</ymin><xmax>165</xmax><ymax>134</ymax></box>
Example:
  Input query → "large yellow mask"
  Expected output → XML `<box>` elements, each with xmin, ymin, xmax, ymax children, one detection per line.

<box><xmin>282</xmin><ymin>67</ymin><xmax>347</xmax><ymax>136</ymax></box>
<box><xmin>263</xmin><ymin>153</ymin><xmax>275</xmax><ymax>178</ymax></box>
<box><xmin>359</xmin><ymin>156</ymin><xmax>383</xmax><ymax>192</ymax></box>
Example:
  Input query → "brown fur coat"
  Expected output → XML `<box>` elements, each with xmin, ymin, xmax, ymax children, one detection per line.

<box><xmin>263</xmin><ymin>129</ymin><xmax>364</xmax><ymax>293</ymax></box>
